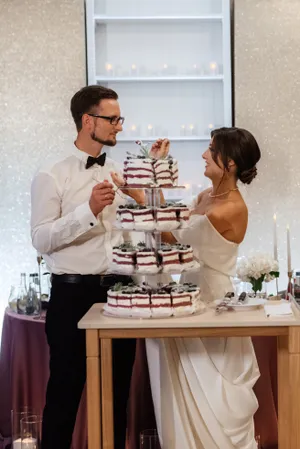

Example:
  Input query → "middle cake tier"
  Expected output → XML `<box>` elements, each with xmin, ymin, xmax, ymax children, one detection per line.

<box><xmin>110</xmin><ymin>241</ymin><xmax>200</xmax><ymax>275</ymax></box>
<box><xmin>116</xmin><ymin>202</ymin><xmax>190</xmax><ymax>232</ymax></box>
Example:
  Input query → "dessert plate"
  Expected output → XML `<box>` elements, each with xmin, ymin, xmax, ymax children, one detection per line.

<box><xmin>213</xmin><ymin>297</ymin><xmax>267</xmax><ymax>311</ymax></box>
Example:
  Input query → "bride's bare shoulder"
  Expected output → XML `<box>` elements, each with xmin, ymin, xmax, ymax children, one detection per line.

<box><xmin>206</xmin><ymin>199</ymin><xmax>248</xmax><ymax>243</ymax></box>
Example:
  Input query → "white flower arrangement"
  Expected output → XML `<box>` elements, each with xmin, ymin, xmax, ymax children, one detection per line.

<box><xmin>237</xmin><ymin>253</ymin><xmax>279</xmax><ymax>293</ymax></box>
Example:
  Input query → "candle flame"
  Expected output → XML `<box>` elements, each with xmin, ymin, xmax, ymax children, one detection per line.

<box><xmin>210</xmin><ymin>62</ymin><xmax>217</xmax><ymax>70</ymax></box>
<box><xmin>273</xmin><ymin>213</ymin><xmax>277</xmax><ymax>221</ymax></box>
<box><xmin>147</xmin><ymin>124</ymin><xmax>153</xmax><ymax>130</ymax></box>
<box><xmin>131</xmin><ymin>125</ymin><xmax>136</xmax><ymax>131</ymax></box>
<box><xmin>131</xmin><ymin>64</ymin><xmax>136</xmax><ymax>70</ymax></box>
<box><xmin>105</xmin><ymin>63</ymin><xmax>113</xmax><ymax>71</ymax></box>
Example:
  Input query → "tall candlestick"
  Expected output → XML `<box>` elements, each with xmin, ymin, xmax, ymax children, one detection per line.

<box><xmin>287</xmin><ymin>225</ymin><xmax>292</xmax><ymax>272</ymax></box>
<box><xmin>273</xmin><ymin>214</ymin><xmax>278</xmax><ymax>261</ymax></box>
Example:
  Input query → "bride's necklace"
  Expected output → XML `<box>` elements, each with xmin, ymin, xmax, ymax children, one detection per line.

<box><xmin>209</xmin><ymin>187</ymin><xmax>239</xmax><ymax>198</ymax></box>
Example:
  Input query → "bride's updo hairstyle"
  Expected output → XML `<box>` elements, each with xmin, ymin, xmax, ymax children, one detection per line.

<box><xmin>210</xmin><ymin>127</ymin><xmax>261</xmax><ymax>184</ymax></box>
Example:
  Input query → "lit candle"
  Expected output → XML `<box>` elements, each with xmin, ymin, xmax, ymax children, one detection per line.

<box><xmin>207</xmin><ymin>123</ymin><xmax>214</xmax><ymax>135</ymax></box>
<box><xmin>192</xmin><ymin>63</ymin><xmax>199</xmax><ymax>74</ymax></box>
<box><xmin>130</xmin><ymin>125</ymin><xmax>138</xmax><ymax>137</ymax></box>
<box><xmin>162</xmin><ymin>63</ymin><xmax>168</xmax><ymax>75</ymax></box>
<box><xmin>209</xmin><ymin>61</ymin><xmax>218</xmax><ymax>75</ymax></box>
<box><xmin>180</xmin><ymin>125</ymin><xmax>186</xmax><ymax>136</ymax></box>
<box><xmin>273</xmin><ymin>214</ymin><xmax>278</xmax><ymax>261</ymax></box>
<box><xmin>147</xmin><ymin>124</ymin><xmax>154</xmax><ymax>136</ymax></box>
<box><xmin>189</xmin><ymin>124</ymin><xmax>194</xmax><ymax>135</ymax></box>
<box><xmin>14</xmin><ymin>438</ymin><xmax>37</xmax><ymax>449</ymax></box>
<box><xmin>131</xmin><ymin>64</ymin><xmax>137</xmax><ymax>76</ymax></box>
<box><xmin>105</xmin><ymin>63</ymin><xmax>113</xmax><ymax>77</ymax></box>
<box><xmin>287</xmin><ymin>225</ymin><xmax>292</xmax><ymax>272</ymax></box>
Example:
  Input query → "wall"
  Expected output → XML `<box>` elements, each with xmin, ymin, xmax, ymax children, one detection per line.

<box><xmin>0</xmin><ymin>0</ymin><xmax>86</xmax><ymax>330</ymax></box>
<box><xmin>234</xmin><ymin>0</ymin><xmax>300</xmax><ymax>290</ymax></box>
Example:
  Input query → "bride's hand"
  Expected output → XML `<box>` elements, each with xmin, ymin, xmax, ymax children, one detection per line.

<box><xmin>149</xmin><ymin>138</ymin><xmax>170</xmax><ymax>159</ymax></box>
<box><xmin>110</xmin><ymin>171</ymin><xmax>145</xmax><ymax>205</ymax></box>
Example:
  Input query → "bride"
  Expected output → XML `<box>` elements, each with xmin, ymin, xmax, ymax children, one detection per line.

<box><xmin>112</xmin><ymin>127</ymin><xmax>261</xmax><ymax>449</ymax></box>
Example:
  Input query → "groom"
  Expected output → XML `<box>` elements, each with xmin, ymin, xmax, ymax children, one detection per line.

<box><xmin>30</xmin><ymin>85</ymin><xmax>136</xmax><ymax>449</ymax></box>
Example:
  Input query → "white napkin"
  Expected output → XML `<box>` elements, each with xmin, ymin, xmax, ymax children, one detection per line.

<box><xmin>264</xmin><ymin>302</ymin><xmax>293</xmax><ymax>318</ymax></box>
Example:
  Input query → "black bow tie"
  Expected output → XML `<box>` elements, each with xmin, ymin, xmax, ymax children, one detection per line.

<box><xmin>85</xmin><ymin>152</ymin><xmax>106</xmax><ymax>169</ymax></box>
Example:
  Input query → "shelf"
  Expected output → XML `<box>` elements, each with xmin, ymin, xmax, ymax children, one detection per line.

<box><xmin>96</xmin><ymin>75</ymin><xmax>223</xmax><ymax>83</ymax></box>
<box><xmin>117</xmin><ymin>136</ymin><xmax>211</xmax><ymax>142</ymax></box>
<box><xmin>94</xmin><ymin>15</ymin><xmax>223</xmax><ymax>24</ymax></box>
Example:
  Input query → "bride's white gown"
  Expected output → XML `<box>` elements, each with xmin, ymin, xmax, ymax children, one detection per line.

<box><xmin>146</xmin><ymin>214</ymin><xmax>260</xmax><ymax>449</ymax></box>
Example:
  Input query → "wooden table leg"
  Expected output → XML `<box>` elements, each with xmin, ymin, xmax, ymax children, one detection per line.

<box><xmin>86</xmin><ymin>330</ymin><xmax>102</xmax><ymax>449</ymax></box>
<box><xmin>288</xmin><ymin>327</ymin><xmax>300</xmax><ymax>449</ymax></box>
<box><xmin>101</xmin><ymin>338</ymin><xmax>114</xmax><ymax>449</ymax></box>
<box><xmin>278</xmin><ymin>334</ymin><xmax>290</xmax><ymax>449</ymax></box>
<box><xmin>278</xmin><ymin>327</ymin><xmax>300</xmax><ymax>449</ymax></box>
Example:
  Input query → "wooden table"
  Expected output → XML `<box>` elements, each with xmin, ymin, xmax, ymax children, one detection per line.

<box><xmin>78</xmin><ymin>302</ymin><xmax>300</xmax><ymax>449</ymax></box>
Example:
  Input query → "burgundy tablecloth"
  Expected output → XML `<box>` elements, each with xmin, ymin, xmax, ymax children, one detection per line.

<box><xmin>0</xmin><ymin>308</ymin><xmax>87</xmax><ymax>449</ymax></box>
<box><xmin>127</xmin><ymin>338</ymin><xmax>278</xmax><ymax>449</ymax></box>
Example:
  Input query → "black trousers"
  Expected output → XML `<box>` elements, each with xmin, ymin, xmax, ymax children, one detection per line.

<box><xmin>41</xmin><ymin>275</ymin><xmax>136</xmax><ymax>449</ymax></box>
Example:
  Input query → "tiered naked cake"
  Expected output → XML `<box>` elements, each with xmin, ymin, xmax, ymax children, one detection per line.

<box><xmin>105</xmin><ymin>140</ymin><xmax>203</xmax><ymax>319</ymax></box>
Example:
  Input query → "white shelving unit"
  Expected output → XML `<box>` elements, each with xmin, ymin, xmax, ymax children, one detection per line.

<box><xmin>85</xmin><ymin>0</ymin><xmax>232</xmax><ymax>199</ymax></box>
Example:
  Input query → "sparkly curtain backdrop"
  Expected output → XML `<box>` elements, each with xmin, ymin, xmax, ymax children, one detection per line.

<box><xmin>0</xmin><ymin>0</ymin><xmax>86</xmax><ymax>334</ymax></box>
<box><xmin>235</xmin><ymin>0</ymin><xmax>300</xmax><ymax>291</ymax></box>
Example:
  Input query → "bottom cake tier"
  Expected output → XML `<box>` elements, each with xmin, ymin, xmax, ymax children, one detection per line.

<box><xmin>104</xmin><ymin>281</ymin><xmax>205</xmax><ymax>318</ymax></box>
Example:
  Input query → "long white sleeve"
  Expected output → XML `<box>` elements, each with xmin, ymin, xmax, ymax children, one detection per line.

<box><xmin>30</xmin><ymin>172</ymin><xmax>98</xmax><ymax>254</ymax></box>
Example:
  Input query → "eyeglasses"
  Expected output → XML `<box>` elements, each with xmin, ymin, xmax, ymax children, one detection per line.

<box><xmin>87</xmin><ymin>113</ymin><xmax>125</xmax><ymax>126</ymax></box>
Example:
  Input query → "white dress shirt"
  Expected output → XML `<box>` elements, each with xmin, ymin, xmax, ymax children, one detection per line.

<box><xmin>30</xmin><ymin>146</ymin><xmax>126</xmax><ymax>275</ymax></box>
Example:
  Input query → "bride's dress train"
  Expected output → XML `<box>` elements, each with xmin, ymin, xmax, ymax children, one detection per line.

<box><xmin>146</xmin><ymin>215</ymin><xmax>260</xmax><ymax>449</ymax></box>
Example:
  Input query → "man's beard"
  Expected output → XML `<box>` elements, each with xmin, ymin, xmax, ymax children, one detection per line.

<box><xmin>91</xmin><ymin>132</ymin><xmax>117</xmax><ymax>147</ymax></box>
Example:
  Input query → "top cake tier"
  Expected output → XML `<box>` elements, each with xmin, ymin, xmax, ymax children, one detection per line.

<box><xmin>123</xmin><ymin>155</ymin><xmax>178</xmax><ymax>187</ymax></box>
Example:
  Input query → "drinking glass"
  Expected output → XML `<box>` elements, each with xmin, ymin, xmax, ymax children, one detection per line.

<box><xmin>140</xmin><ymin>429</ymin><xmax>160</xmax><ymax>449</ymax></box>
